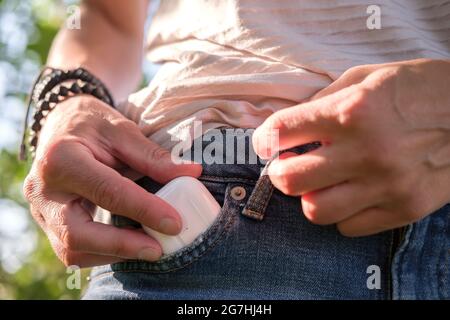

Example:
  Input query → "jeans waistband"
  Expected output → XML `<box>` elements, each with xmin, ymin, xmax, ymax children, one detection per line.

<box><xmin>182</xmin><ymin>128</ymin><xmax>321</xmax><ymax>181</ymax></box>
<box><xmin>183</xmin><ymin>128</ymin><xmax>321</xmax><ymax>220</ymax></box>
<box><xmin>109</xmin><ymin>128</ymin><xmax>321</xmax><ymax>227</ymax></box>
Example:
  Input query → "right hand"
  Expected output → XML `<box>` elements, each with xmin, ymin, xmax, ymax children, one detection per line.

<box><xmin>23</xmin><ymin>95</ymin><xmax>202</xmax><ymax>267</ymax></box>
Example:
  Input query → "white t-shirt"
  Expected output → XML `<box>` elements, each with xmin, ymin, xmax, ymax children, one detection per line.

<box><xmin>119</xmin><ymin>0</ymin><xmax>450</xmax><ymax>148</ymax></box>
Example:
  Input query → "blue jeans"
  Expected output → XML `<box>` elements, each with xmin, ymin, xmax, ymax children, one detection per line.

<box><xmin>83</xmin><ymin>130</ymin><xmax>450</xmax><ymax>299</ymax></box>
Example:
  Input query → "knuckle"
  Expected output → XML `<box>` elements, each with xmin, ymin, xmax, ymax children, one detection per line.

<box><xmin>107</xmin><ymin>119</ymin><xmax>140</xmax><ymax>139</ymax></box>
<box><xmin>59</xmin><ymin>225</ymin><xmax>79</xmax><ymax>251</ymax></box>
<box><xmin>131</xmin><ymin>205</ymin><xmax>149</xmax><ymax>224</ymax></box>
<box><xmin>36</xmin><ymin>139</ymin><xmax>71</xmax><ymax>182</ymax></box>
<box><xmin>144</xmin><ymin>144</ymin><xmax>170</xmax><ymax>162</ymax></box>
<box><xmin>28</xmin><ymin>205</ymin><xmax>39</xmax><ymax>218</ymax></box>
<box><xmin>23</xmin><ymin>174</ymin><xmax>38</xmax><ymax>202</ymax></box>
<box><xmin>346</xmin><ymin>64</ymin><xmax>364</xmax><ymax>74</ymax></box>
<box><xmin>113</xmin><ymin>119</ymin><xmax>137</xmax><ymax>132</ymax></box>
<box><xmin>92</xmin><ymin>178</ymin><xmax>121</xmax><ymax>211</ymax></box>
<box><xmin>60</xmin><ymin>250</ymin><xmax>78</xmax><ymax>267</ymax></box>
<box><xmin>31</xmin><ymin>210</ymin><xmax>46</xmax><ymax>228</ymax></box>
<box><xmin>53</xmin><ymin>205</ymin><xmax>71</xmax><ymax>225</ymax></box>
<box><xmin>335</xmin><ymin>88</ymin><xmax>371</xmax><ymax>128</ymax></box>
<box><xmin>339</xmin><ymin>66</ymin><xmax>362</xmax><ymax>82</ymax></box>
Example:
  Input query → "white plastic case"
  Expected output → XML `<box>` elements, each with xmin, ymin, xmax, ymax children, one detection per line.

<box><xmin>142</xmin><ymin>176</ymin><xmax>221</xmax><ymax>255</ymax></box>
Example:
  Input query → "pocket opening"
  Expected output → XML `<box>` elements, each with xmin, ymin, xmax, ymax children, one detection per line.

<box><xmin>110</xmin><ymin>182</ymin><xmax>239</xmax><ymax>273</ymax></box>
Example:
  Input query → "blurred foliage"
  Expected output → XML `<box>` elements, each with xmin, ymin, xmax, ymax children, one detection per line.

<box><xmin>0</xmin><ymin>0</ymin><xmax>89</xmax><ymax>299</ymax></box>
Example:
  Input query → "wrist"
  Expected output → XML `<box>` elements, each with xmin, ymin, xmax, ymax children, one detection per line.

<box><xmin>21</xmin><ymin>67</ymin><xmax>115</xmax><ymax>161</ymax></box>
<box><xmin>36</xmin><ymin>94</ymin><xmax>114</xmax><ymax>158</ymax></box>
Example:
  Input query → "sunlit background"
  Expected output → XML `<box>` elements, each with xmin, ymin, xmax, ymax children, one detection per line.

<box><xmin>0</xmin><ymin>0</ymin><xmax>158</xmax><ymax>299</ymax></box>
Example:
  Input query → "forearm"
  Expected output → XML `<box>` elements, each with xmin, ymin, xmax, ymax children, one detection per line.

<box><xmin>46</xmin><ymin>0</ymin><xmax>149</xmax><ymax>102</ymax></box>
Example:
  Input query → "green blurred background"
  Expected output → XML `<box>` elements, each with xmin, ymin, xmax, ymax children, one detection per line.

<box><xmin>0</xmin><ymin>0</ymin><xmax>87</xmax><ymax>299</ymax></box>
<box><xmin>0</xmin><ymin>0</ymin><xmax>157</xmax><ymax>299</ymax></box>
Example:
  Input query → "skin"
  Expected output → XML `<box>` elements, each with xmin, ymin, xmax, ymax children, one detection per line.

<box><xmin>253</xmin><ymin>59</ymin><xmax>450</xmax><ymax>237</ymax></box>
<box><xmin>23</xmin><ymin>0</ymin><xmax>202</xmax><ymax>267</ymax></box>
<box><xmin>23</xmin><ymin>1</ymin><xmax>450</xmax><ymax>267</ymax></box>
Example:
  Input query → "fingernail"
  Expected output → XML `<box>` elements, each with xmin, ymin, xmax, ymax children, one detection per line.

<box><xmin>138</xmin><ymin>248</ymin><xmax>160</xmax><ymax>262</ymax></box>
<box><xmin>159</xmin><ymin>217</ymin><xmax>181</xmax><ymax>234</ymax></box>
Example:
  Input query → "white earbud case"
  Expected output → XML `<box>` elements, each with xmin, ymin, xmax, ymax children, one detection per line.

<box><xmin>142</xmin><ymin>176</ymin><xmax>221</xmax><ymax>255</ymax></box>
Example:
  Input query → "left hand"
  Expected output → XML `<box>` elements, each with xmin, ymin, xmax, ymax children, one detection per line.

<box><xmin>253</xmin><ymin>59</ymin><xmax>450</xmax><ymax>237</ymax></box>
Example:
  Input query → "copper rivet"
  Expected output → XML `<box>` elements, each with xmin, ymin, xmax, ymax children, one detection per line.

<box><xmin>230</xmin><ymin>186</ymin><xmax>246</xmax><ymax>200</ymax></box>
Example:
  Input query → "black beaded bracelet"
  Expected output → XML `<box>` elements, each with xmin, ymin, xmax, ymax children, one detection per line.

<box><xmin>20</xmin><ymin>67</ymin><xmax>115</xmax><ymax>161</ymax></box>
<box><xmin>31</xmin><ymin>67</ymin><xmax>114</xmax><ymax>106</ymax></box>
<box><xmin>26</xmin><ymin>80</ymin><xmax>113</xmax><ymax>159</ymax></box>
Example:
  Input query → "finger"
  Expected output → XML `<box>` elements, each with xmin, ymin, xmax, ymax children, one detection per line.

<box><xmin>301</xmin><ymin>181</ymin><xmax>381</xmax><ymax>225</ymax></box>
<box><xmin>77</xmin><ymin>222</ymin><xmax>162</xmax><ymax>261</ymax></box>
<box><xmin>253</xmin><ymin>91</ymin><xmax>350</xmax><ymax>158</ymax></box>
<box><xmin>108</xmin><ymin>122</ymin><xmax>202</xmax><ymax>183</ymax></box>
<box><xmin>117</xmin><ymin>167</ymin><xmax>145</xmax><ymax>181</ymax></box>
<box><xmin>268</xmin><ymin>146</ymin><xmax>353</xmax><ymax>195</ymax></box>
<box><xmin>62</xmin><ymin>146</ymin><xmax>182</xmax><ymax>235</ymax></box>
<box><xmin>336</xmin><ymin>207</ymin><xmax>406</xmax><ymax>237</ymax></box>
<box><xmin>29</xmin><ymin>205</ymin><xmax>48</xmax><ymax>232</ymax></box>
<box><xmin>310</xmin><ymin>68</ymin><xmax>370</xmax><ymax>101</ymax></box>
<box><xmin>63</xmin><ymin>252</ymin><xmax>125</xmax><ymax>268</ymax></box>
<box><xmin>50</xmin><ymin>201</ymin><xmax>162</xmax><ymax>261</ymax></box>
<box><xmin>48</xmin><ymin>233</ymin><xmax>125</xmax><ymax>268</ymax></box>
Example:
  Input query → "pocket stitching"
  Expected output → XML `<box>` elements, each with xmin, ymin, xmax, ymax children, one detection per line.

<box><xmin>107</xmin><ymin>211</ymin><xmax>237</xmax><ymax>275</ymax></box>
<box><xmin>110</xmin><ymin>183</ymin><xmax>239</xmax><ymax>274</ymax></box>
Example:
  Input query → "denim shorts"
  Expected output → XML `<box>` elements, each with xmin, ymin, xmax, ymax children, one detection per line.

<box><xmin>83</xmin><ymin>130</ymin><xmax>450</xmax><ymax>300</ymax></box>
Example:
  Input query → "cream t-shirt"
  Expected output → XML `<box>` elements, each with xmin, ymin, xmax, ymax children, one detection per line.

<box><xmin>119</xmin><ymin>0</ymin><xmax>450</xmax><ymax>149</ymax></box>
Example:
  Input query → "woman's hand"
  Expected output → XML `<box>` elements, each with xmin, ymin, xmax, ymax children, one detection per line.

<box><xmin>253</xmin><ymin>59</ymin><xmax>450</xmax><ymax>236</ymax></box>
<box><xmin>23</xmin><ymin>95</ymin><xmax>202</xmax><ymax>267</ymax></box>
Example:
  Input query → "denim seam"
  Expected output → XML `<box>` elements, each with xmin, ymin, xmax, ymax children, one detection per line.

<box><xmin>112</xmin><ymin>211</ymin><xmax>232</xmax><ymax>272</ymax></box>
<box><xmin>108</xmin><ymin>184</ymin><xmax>240</xmax><ymax>274</ymax></box>
<box><xmin>437</xmin><ymin>211</ymin><xmax>449</xmax><ymax>299</ymax></box>
<box><xmin>386</xmin><ymin>226</ymin><xmax>408</xmax><ymax>300</ymax></box>
<box><xmin>105</xmin><ymin>210</ymin><xmax>238</xmax><ymax>276</ymax></box>
<box><xmin>393</xmin><ymin>224</ymin><xmax>414</xmax><ymax>299</ymax></box>
<box><xmin>199</xmin><ymin>175</ymin><xmax>257</xmax><ymax>184</ymax></box>
<box><xmin>96</xmin><ymin>211</ymin><xmax>237</xmax><ymax>279</ymax></box>
<box><xmin>88</xmin><ymin>211</ymin><xmax>235</xmax><ymax>282</ymax></box>
<box><xmin>386</xmin><ymin>230</ymin><xmax>394</xmax><ymax>300</ymax></box>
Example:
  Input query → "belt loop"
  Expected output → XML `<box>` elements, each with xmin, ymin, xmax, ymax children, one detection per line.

<box><xmin>241</xmin><ymin>156</ymin><xmax>276</xmax><ymax>221</ymax></box>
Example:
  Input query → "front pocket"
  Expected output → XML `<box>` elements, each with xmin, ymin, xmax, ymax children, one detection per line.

<box><xmin>110</xmin><ymin>182</ymin><xmax>239</xmax><ymax>273</ymax></box>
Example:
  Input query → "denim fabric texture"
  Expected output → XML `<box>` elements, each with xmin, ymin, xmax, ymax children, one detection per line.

<box><xmin>83</xmin><ymin>130</ymin><xmax>450</xmax><ymax>300</ymax></box>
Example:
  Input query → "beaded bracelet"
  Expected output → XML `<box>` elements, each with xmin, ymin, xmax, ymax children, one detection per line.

<box><xmin>27</xmin><ymin>80</ymin><xmax>114</xmax><ymax>158</ymax></box>
<box><xmin>20</xmin><ymin>67</ymin><xmax>115</xmax><ymax>161</ymax></box>
<box><xmin>31</xmin><ymin>67</ymin><xmax>114</xmax><ymax>106</ymax></box>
